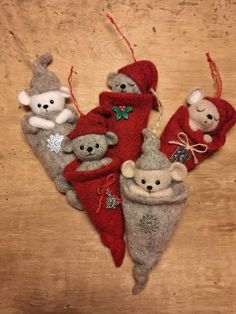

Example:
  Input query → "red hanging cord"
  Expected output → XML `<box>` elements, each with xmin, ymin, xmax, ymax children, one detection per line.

<box><xmin>106</xmin><ymin>14</ymin><xmax>137</xmax><ymax>63</ymax></box>
<box><xmin>206</xmin><ymin>52</ymin><xmax>222</xmax><ymax>98</ymax></box>
<box><xmin>67</xmin><ymin>66</ymin><xmax>85</xmax><ymax>116</ymax></box>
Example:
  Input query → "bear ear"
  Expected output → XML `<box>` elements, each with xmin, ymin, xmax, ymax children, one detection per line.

<box><xmin>169</xmin><ymin>162</ymin><xmax>187</xmax><ymax>181</ymax></box>
<box><xmin>187</xmin><ymin>88</ymin><xmax>205</xmax><ymax>105</ymax></box>
<box><xmin>60</xmin><ymin>86</ymin><xmax>70</xmax><ymax>99</ymax></box>
<box><xmin>105</xmin><ymin>131</ymin><xmax>118</xmax><ymax>146</ymax></box>
<box><xmin>106</xmin><ymin>72</ymin><xmax>117</xmax><ymax>88</ymax></box>
<box><xmin>18</xmin><ymin>91</ymin><xmax>31</xmax><ymax>106</ymax></box>
<box><xmin>61</xmin><ymin>137</ymin><xmax>73</xmax><ymax>152</ymax></box>
<box><xmin>121</xmin><ymin>160</ymin><xmax>136</xmax><ymax>178</ymax></box>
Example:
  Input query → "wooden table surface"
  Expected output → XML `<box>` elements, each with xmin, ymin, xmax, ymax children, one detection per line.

<box><xmin>0</xmin><ymin>0</ymin><xmax>235</xmax><ymax>313</ymax></box>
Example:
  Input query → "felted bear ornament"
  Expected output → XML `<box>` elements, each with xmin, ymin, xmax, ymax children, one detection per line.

<box><xmin>62</xmin><ymin>114</ymin><xmax>125</xmax><ymax>267</ymax></box>
<box><xmin>69</xmin><ymin>59</ymin><xmax>159</xmax><ymax>163</ymax></box>
<box><xmin>160</xmin><ymin>54</ymin><xmax>236</xmax><ymax>170</ymax></box>
<box><xmin>18</xmin><ymin>53</ymin><xmax>79</xmax><ymax>207</ymax></box>
<box><xmin>68</xmin><ymin>14</ymin><xmax>159</xmax><ymax>164</ymax></box>
<box><xmin>120</xmin><ymin>129</ymin><xmax>188</xmax><ymax>294</ymax></box>
<box><xmin>62</xmin><ymin>16</ymin><xmax>159</xmax><ymax>267</ymax></box>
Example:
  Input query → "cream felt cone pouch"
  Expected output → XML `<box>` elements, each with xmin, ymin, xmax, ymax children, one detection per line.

<box><xmin>18</xmin><ymin>53</ymin><xmax>79</xmax><ymax>208</ymax></box>
<box><xmin>120</xmin><ymin>129</ymin><xmax>188</xmax><ymax>295</ymax></box>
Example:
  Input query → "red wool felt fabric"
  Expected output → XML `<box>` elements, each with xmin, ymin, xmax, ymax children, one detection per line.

<box><xmin>68</xmin><ymin>60</ymin><xmax>158</xmax><ymax>161</ymax></box>
<box><xmin>65</xmin><ymin>60</ymin><xmax>158</xmax><ymax>266</ymax></box>
<box><xmin>72</xmin><ymin>92</ymin><xmax>158</xmax><ymax>162</ymax></box>
<box><xmin>160</xmin><ymin>102</ymin><xmax>236</xmax><ymax>171</ymax></box>
<box><xmin>118</xmin><ymin>60</ymin><xmax>158</xmax><ymax>93</ymax></box>
<box><xmin>63</xmin><ymin>158</ymin><xmax>125</xmax><ymax>267</ymax></box>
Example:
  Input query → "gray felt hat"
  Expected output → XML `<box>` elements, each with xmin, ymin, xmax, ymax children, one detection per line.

<box><xmin>135</xmin><ymin>129</ymin><xmax>171</xmax><ymax>170</ymax></box>
<box><xmin>27</xmin><ymin>53</ymin><xmax>61</xmax><ymax>96</ymax></box>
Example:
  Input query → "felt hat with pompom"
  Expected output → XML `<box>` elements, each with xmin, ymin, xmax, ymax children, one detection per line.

<box><xmin>135</xmin><ymin>129</ymin><xmax>170</xmax><ymax>170</ymax></box>
<box><xmin>27</xmin><ymin>53</ymin><xmax>61</xmax><ymax>96</ymax></box>
<box><xmin>118</xmin><ymin>60</ymin><xmax>158</xmax><ymax>94</ymax></box>
<box><xmin>67</xmin><ymin>113</ymin><xmax>108</xmax><ymax>139</ymax></box>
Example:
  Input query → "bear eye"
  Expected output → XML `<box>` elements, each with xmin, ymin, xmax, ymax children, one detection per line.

<box><xmin>80</xmin><ymin>145</ymin><xmax>84</xmax><ymax>150</ymax></box>
<box><xmin>95</xmin><ymin>144</ymin><xmax>99</xmax><ymax>148</ymax></box>
<box><xmin>196</xmin><ymin>106</ymin><xmax>205</xmax><ymax>112</ymax></box>
<box><xmin>141</xmin><ymin>179</ymin><xmax>146</xmax><ymax>184</ymax></box>
<box><xmin>37</xmin><ymin>104</ymin><xmax>41</xmax><ymax>108</ymax></box>
<box><xmin>156</xmin><ymin>180</ymin><xmax>160</xmax><ymax>185</ymax></box>
<box><xmin>49</xmin><ymin>99</ymin><xmax>54</xmax><ymax>104</ymax></box>
<box><xmin>128</xmin><ymin>83</ymin><xmax>135</xmax><ymax>86</ymax></box>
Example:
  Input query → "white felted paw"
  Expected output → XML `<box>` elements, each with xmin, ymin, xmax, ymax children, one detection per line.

<box><xmin>203</xmin><ymin>134</ymin><xmax>213</xmax><ymax>143</ymax></box>
<box><xmin>56</xmin><ymin>108</ymin><xmax>74</xmax><ymax>124</ymax></box>
<box><xmin>129</xmin><ymin>184</ymin><xmax>173</xmax><ymax>198</ymax></box>
<box><xmin>129</xmin><ymin>184</ymin><xmax>150</xmax><ymax>196</ymax></box>
<box><xmin>151</xmin><ymin>188</ymin><xmax>173</xmax><ymax>198</ymax></box>
<box><xmin>29</xmin><ymin>116</ymin><xmax>55</xmax><ymax>129</ymax></box>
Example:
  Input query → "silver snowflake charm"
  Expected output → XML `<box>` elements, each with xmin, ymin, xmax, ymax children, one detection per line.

<box><xmin>47</xmin><ymin>133</ymin><xmax>64</xmax><ymax>153</ymax></box>
<box><xmin>139</xmin><ymin>214</ymin><xmax>160</xmax><ymax>234</ymax></box>
<box><xmin>106</xmin><ymin>191</ymin><xmax>120</xmax><ymax>209</ymax></box>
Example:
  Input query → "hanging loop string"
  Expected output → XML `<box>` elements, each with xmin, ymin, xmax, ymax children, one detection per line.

<box><xmin>9</xmin><ymin>31</ymin><xmax>32</xmax><ymax>68</ymax></box>
<box><xmin>67</xmin><ymin>66</ymin><xmax>85</xmax><ymax>116</ymax></box>
<box><xmin>168</xmin><ymin>132</ymin><xmax>208</xmax><ymax>164</ymax></box>
<box><xmin>150</xmin><ymin>88</ymin><xmax>164</xmax><ymax>134</ymax></box>
<box><xmin>96</xmin><ymin>174</ymin><xmax>121</xmax><ymax>214</ymax></box>
<box><xmin>106</xmin><ymin>14</ymin><xmax>137</xmax><ymax>63</ymax></box>
<box><xmin>206</xmin><ymin>52</ymin><xmax>222</xmax><ymax>98</ymax></box>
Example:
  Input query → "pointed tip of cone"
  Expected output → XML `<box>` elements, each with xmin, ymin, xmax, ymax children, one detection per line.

<box><xmin>132</xmin><ymin>284</ymin><xmax>145</xmax><ymax>295</ymax></box>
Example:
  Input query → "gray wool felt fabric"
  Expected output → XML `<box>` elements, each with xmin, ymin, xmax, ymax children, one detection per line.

<box><xmin>120</xmin><ymin>131</ymin><xmax>188</xmax><ymax>295</ymax></box>
<box><xmin>21</xmin><ymin>108</ymin><xmax>78</xmax><ymax>206</ymax></box>
<box><xmin>135</xmin><ymin>129</ymin><xmax>170</xmax><ymax>170</ymax></box>
<box><xmin>28</xmin><ymin>53</ymin><xmax>61</xmax><ymax>96</ymax></box>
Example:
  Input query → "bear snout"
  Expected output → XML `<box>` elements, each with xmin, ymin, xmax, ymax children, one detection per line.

<box><xmin>87</xmin><ymin>146</ymin><xmax>93</xmax><ymax>153</ymax></box>
<box><xmin>147</xmin><ymin>185</ymin><xmax>153</xmax><ymax>192</ymax></box>
<box><xmin>43</xmin><ymin>104</ymin><xmax>49</xmax><ymax>109</ymax></box>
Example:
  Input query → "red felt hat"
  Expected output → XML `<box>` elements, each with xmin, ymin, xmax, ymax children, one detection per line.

<box><xmin>67</xmin><ymin>113</ymin><xmax>108</xmax><ymax>139</ymax></box>
<box><xmin>118</xmin><ymin>60</ymin><xmax>158</xmax><ymax>93</ymax></box>
<box><xmin>205</xmin><ymin>96</ymin><xmax>236</xmax><ymax>135</ymax></box>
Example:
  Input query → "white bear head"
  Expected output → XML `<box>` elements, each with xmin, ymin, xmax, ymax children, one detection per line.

<box><xmin>18</xmin><ymin>86</ymin><xmax>70</xmax><ymax>116</ymax></box>
<box><xmin>187</xmin><ymin>88</ymin><xmax>220</xmax><ymax>133</ymax></box>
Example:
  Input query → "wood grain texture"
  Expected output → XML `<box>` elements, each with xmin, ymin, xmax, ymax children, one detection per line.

<box><xmin>0</xmin><ymin>0</ymin><xmax>235</xmax><ymax>313</ymax></box>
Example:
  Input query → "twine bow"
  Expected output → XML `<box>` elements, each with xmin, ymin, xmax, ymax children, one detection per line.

<box><xmin>168</xmin><ymin>132</ymin><xmax>208</xmax><ymax>164</ymax></box>
<box><xmin>96</xmin><ymin>174</ymin><xmax>121</xmax><ymax>214</ymax></box>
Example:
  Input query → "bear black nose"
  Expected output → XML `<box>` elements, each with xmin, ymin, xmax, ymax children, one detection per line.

<box><xmin>207</xmin><ymin>114</ymin><xmax>213</xmax><ymax>120</ymax></box>
<box><xmin>87</xmin><ymin>147</ymin><xmax>93</xmax><ymax>153</ymax></box>
<box><xmin>120</xmin><ymin>84</ymin><xmax>126</xmax><ymax>89</ymax></box>
<box><xmin>147</xmin><ymin>185</ymin><xmax>153</xmax><ymax>191</ymax></box>
<box><xmin>43</xmin><ymin>104</ymin><xmax>48</xmax><ymax>109</ymax></box>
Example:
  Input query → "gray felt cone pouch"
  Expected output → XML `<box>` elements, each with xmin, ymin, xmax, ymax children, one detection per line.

<box><xmin>19</xmin><ymin>53</ymin><xmax>79</xmax><ymax>208</ymax></box>
<box><xmin>120</xmin><ymin>129</ymin><xmax>188</xmax><ymax>294</ymax></box>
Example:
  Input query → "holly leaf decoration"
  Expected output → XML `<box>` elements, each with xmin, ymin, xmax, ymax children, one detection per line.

<box><xmin>112</xmin><ymin>106</ymin><xmax>133</xmax><ymax>120</ymax></box>
<box><xmin>112</xmin><ymin>106</ymin><xmax>123</xmax><ymax>120</ymax></box>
